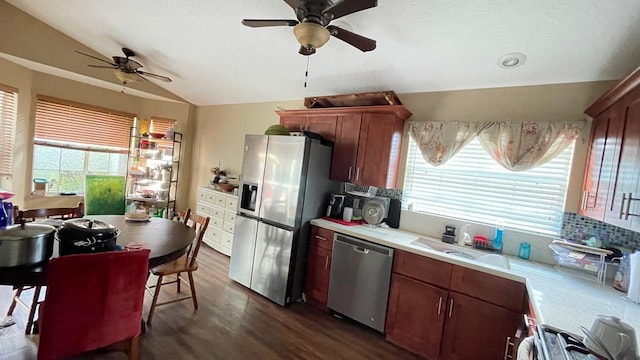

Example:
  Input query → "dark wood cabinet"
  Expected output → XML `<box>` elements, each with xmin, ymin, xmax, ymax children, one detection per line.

<box><xmin>385</xmin><ymin>250</ymin><xmax>525</xmax><ymax>360</ymax></box>
<box><xmin>277</xmin><ymin>105</ymin><xmax>412</xmax><ymax>188</ymax></box>
<box><xmin>385</xmin><ymin>273</ymin><xmax>448</xmax><ymax>360</ymax></box>
<box><xmin>304</xmin><ymin>226</ymin><xmax>335</xmax><ymax>310</ymax></box>
<box><xmin>440</xmin><ymin>292</ymin><xmax>522</xmax><ymax>360</ymax></box>
<box><xmin>583</xmin><ymin>67</ymin><xmax>640</xmax><ymax>230</ymax></box>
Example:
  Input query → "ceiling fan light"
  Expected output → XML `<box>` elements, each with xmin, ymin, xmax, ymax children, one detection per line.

<box><xmin>114</xmin><ymin>70</ymin><xmax>138</xmax><ymax>84</ymax></box>
<box><xmin>293</xmin><ymin>22</ymin><xmax>330</xmax><ymax>50</ymax></box>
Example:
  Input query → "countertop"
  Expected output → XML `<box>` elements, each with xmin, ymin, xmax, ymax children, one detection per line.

<box><xmin>310</xmin><ymin>218</ymin><xmax>640</xmax><ymax>346</ymax></box>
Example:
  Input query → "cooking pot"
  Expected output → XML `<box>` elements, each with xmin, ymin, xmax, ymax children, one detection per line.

<box><xmin>0</xmin><ymin>222</ymin><xmax>55</xmax><ymax>267</ymax></box>
<box><xmin>55</xmin><ymin>219</ymin><xmax>120</xmax><ymax>255</ymax></box>
<box><xmin>583</xmin><ymin>315</ymin><xmax>638</xmax><ymax>360</ymax></box>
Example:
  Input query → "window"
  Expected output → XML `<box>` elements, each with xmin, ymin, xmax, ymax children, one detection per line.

<box><xmin>33</xmin><ymin>96</ymin><xmax>134</xmax><ymax>194</ymax></box>
<box><xmin>0</xmin><ymin>84</ymin><xmax>18</xmax><ymax>177</ymax></box>
<box><xmin>403</xmin><ymin>136</ymin><xmax>574</xmax><ymax>235</ymax></box>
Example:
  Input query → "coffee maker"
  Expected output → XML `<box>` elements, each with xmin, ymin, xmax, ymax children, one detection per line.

<box><xmin>326</xmin><ymin>194</ymin><xmax>345</xmax><ymax>219</ymax></box>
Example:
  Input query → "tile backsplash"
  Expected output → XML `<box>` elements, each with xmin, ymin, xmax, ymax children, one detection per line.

<box><xmin>560</xmin><ymin>212</ymin><xmax>639</xmax><ymax>251</ymax></box>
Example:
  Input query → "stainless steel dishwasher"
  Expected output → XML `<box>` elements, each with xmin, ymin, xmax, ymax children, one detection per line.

<box><xmin>327</xmin><ymin>233</ymin><xmax>394</xmax><ymax>333</ymax></box>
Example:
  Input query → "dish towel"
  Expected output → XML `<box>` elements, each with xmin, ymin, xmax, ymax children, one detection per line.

<box><xmin>516</xmin><ymin>336</ymin><xmax>534</xmax><ymax>360</ymax></box>
<box><xmin>627</xmin><ymin>252</ymin><xmax>640</xmax><ymax>303</ymax></box>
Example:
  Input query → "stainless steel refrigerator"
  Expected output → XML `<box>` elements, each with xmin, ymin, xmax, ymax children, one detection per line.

<box><xmin>228</xmin><ymin>135</ymin><xmax>339</xmax><ymax>306</ymax></box>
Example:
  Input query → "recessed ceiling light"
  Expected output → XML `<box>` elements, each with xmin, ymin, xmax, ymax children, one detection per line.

<box><xmin>497</xmin><ymin>53</ymin><xmax>527</xmax><ymax>69</ymax></box>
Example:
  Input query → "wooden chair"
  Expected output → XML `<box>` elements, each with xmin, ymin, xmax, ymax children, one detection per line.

<box><xmin>6</xmin><ymin>202</ymin><xmax>84</xmax><ymax>334</ymax></box>
<box><xmin>37</xmin><ymin>250</ymin><xmax>150</xmax><ymax>360</ymax></box>
<box><xmin>146</xmin><ymin>209</ymin><xmax>210</xmax><ymax>325</ymax></box>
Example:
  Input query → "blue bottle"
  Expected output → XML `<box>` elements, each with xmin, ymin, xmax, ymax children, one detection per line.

<box><xmin>0</xmin><ymin>200</ymin><xmax>7</xmax><ymax>229</ymax></box>
<box><xmin>494</xmin><ymin>225</ymin><xmax>503</xmax><ymax>250</ymax></box>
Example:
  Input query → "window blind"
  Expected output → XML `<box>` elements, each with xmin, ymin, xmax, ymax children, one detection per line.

<box><xmin>34</xmin><ymin>96</ymin><xmax>135</xmax><ymax>152</ymax></box>
<box><xmin>403</xmin><ymin>136</ymin><xmax>574</xmax><ymax>235</ymax></box>
<box><xmin>150</xmin><ymin>117</ymin><xmax>175</xmax><ymax>136</ymax></box>
<box><xmin>0</xmin><ymin>84</ymin><xmax>18</xmax><ymax>176</ymax></box>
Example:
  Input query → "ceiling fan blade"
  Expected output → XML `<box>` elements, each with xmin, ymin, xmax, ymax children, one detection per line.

<box><xmin>322</xmin><ymin>0</ymin><xmax>378</xmax><ymax>21</ymax></box>
<box><xmin>298</xmin><ymin>45</ymin><xmax>316</xmax><ymax>56</ymax></box>
<box><xmin>283</xmin><ymin>0</ymin><xmax>300</xmax><ymax>10</ymax></box>
<box><xmin>242</xmin><ymin>19</ymin><xmax>299</xmax><ymax>27</ymax></box>
<box><xmin>136</xmin><ymin>70</ymin><xmax>172</xmax><ymax>82</ymax></box>
<box><xmin>88</xmin><ymin>65</ymin><xmax>118</xmax><ymax>69</ymax></box>
<box><xmin>75</xmin><ymin>51</ymin><xmax>118</xmax><ymax>66</ymax></box>
<box><xmin>326</xmin><ymin>25</ymin><xmax>376</xmax><ymax>52</ymax></box>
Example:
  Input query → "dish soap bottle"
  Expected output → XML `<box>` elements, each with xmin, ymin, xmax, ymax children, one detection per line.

<box><xmin>494</xmin><ymin>222</ymin><xmax>504</xmax><ymax>250</ymax></box>
<box><xmin>458</xmin><ymin>224</ymin><xmax>472</xmax><ymax>246</ymax></box>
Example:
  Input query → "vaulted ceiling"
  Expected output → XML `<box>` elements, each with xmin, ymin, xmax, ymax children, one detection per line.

<box><xmin>3</xmin><ymin>0</ymin><xmax>640</xmax><ymax>106</ymax></box>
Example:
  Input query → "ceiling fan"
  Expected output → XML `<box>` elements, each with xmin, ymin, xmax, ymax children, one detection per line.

<box><xmin>242</xmin><ymin>0</ymin><xmax>378</xmax><ymax>56</ymax></box>
<box><xmin>76</xmin><ymin>47</ymin><xmax>172</xmax><ymax>84</ymax></box>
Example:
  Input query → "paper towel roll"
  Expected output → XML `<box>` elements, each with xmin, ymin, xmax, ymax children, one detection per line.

<box><xmin>627</xmin><ymin>252</ymin><xmax>640</xmax><ymax>303</ymax></box>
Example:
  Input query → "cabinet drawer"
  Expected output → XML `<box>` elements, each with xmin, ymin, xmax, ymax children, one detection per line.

<box><xmin>206</xmin><ymin>191</ymin><xmax>216</xmax><ymax>203</ymax></box>
<box><xmin>225</xmin><ymin>197</ymin><xmax>237</xmax><ymax>210</ymax></box>
<box><xmin>210</xmin><ymin>207</ymin><xmax>224</xmax><ymax>220</ymax></box>
<box><xmin>392</xmin><ymin>250</ymin><xmax>453</xmax><ymax>289</ymax></box>
<box><xmin>224</xmin><ymin>211</ymin><xmax>236</xmax><ymax>223</ymax></box>
<box><xmin>197</xmin><ymin>188</ymin><xmax>208</xmax><ymax>201</ymax></box>
<box><xmin>196</xmin><ymin>202</ymin><xmax>209</xmax><ymax>216</ymax></box>
<box><xmin>205</xmin><ymin>227</ymin><xmax>222</xmax><ymax>246</ymax></box>
<box><xmin>221</xmin><ymin>231</ymin><xmax>233</xmax><ymax>249</ymax></box>
<box><xmin>223</xmin><ymin>220</ymin><xmax>235</xmax><ymax>233</ymax></box>
<box><xmin>310</xmin><ymin>226</ymin><xmax>334</xmax><ymax>251</ymax></box>
<box><xmin>449</xmin><ymin>265</ymin><xmax>526</xmax><ymax>312</ymax></box>
<box><xmin>210</xmin><ymin>217</ymin><xmax>223</xmax><ymax>229</ymax></box>
<box><xmin>214</xmin><ymin>193</ymin><xmax>226</xmax><ymax>207</ymax></box>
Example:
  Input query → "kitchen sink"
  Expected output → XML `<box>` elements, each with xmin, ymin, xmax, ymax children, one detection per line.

<box><xmin>409</xmin><ymin>237</ymin><xmax>510</xmax><ymax>269</ymax></box>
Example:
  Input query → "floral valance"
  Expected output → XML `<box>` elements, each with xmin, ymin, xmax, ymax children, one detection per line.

<box><xmin>408</xmin><ymin>120</ymin><xmax>586</xmax><ymax>171</ymax></box>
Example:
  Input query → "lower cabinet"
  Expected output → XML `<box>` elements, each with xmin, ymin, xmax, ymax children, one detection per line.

<box><xmin>197</xmin><ymin>186</ymin><xmax>237</xmax><ymax>256</ymax></box>
<box><xmin>385</xmin><ymin>249</ymin><xmax>525</xmax><ymax>360</ymax></box>
<box><xmin>304</xmin><ymin>226</ymin><xmax>335</xmax><ymax>310</ymax></box>
<box><xmin>386</xmin><ymin>273</ymin><xmax>447</xmax><ymax>359</ymax></box>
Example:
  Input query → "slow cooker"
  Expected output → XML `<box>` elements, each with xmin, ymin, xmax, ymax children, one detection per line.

<box><xmin>55</xmin><ymin>218</ymin><xmax>120</xmax><ymax>255</ymax></box>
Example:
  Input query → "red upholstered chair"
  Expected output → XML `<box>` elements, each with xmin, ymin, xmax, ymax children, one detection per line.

<box><xmin>37</xmin><ymin>249</ymin><xmax>150</xmax><ymax>360</ymax></box>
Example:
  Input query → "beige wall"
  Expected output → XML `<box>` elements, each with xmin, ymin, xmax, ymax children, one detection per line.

<box><xmin>0</xmin><ymin>57</ymin><xmax>192</xmax><ymax>210</ymax></box>
<box><xmin>189</xmin><ymin>81</ymin><xmax>616</xmax><ymax>213</ymax></box>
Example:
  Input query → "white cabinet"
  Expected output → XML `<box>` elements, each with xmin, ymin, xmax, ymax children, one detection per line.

<box><xmin>197</xmin><ymin>186</ymin><xmax>237</xmax><ymax>256</ymax></box>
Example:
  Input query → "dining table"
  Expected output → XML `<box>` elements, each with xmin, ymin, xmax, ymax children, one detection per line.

<box><xmin>0</xmin><ymin>215</ymin><xmax>196</xmax><ymax>288</ymax></box>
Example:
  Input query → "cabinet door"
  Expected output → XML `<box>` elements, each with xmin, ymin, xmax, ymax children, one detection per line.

<box><xmin>304</xmin><ymin>245</ymin><xmax>332</xmax><ymax>308</ymax></box>
<box><xmin>605</xmin><ymin>99</ymin><xmax>640</xmax><ymax>228</ymax></box>
<box><xmin>440</xmin><ymin>292</ymin><xmax>522</xmax><ymax>360</ymax></box>
<box><xmin>306</xmin><ymin>115</ymin><xmax>337</xmax><ymax>142</ymax></box>
<box><xmin>330</xmin><ymin>114</ymin><xmax>361</xmax><ymax>182</ymax></box>
<box><xmin>622</xmin><ymin>96</ymin><xmax>640</xmax><ymax>230</ymax></box>
<box><xmin>385</xmin><ymin>274</ymin><xmax>447</xmax><ymax>360</ymax></box>
<box><xmin>355</xmin><ymin>113</ymin><xmax>403</xmax><ymax>188</ymax></box>
<box><xmin>580</xmin><ymin>114</ymin><xmax>609</xmax><ymax>219</ymax></box>
<box><xmin>280</xmin><ymin>115</ymin><xmax>307</xmax><ymax>133</ymax></box>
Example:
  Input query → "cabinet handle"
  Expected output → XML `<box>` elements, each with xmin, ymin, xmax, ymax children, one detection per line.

<box><xmin>315</xmin><ymin>235</ymin><xmax>327</xmax><ymax>242</ymax></box>
<box><xmin>581</xmin><ymin>191</ymin><xmax>588</xmax><ymax>210</ymax></box>
<box><xmin>437</xmin><ymin>296</ymin><xmax>443</xmax><ymax>315</ymax></box>
<box><xmin>448</xmin><ymin>298</ymin><xmax>453</xmax><ymax>318</ymax></box>
<box><xmin>325</xmin><ymin>256</ymin><xmax>329</xmax><ymax>270</ymax></box>
<box><xmin>348</xmin><ymin>166</ymin><xmax>352</xmax><ymax>180</ymax></box>
<box><xmin>356</xmin><ymin>167</ymin><xmax>360</xmax><ymax>181</ymax></box>
<box><xmin>620</xmin><ymin>193</ymin><xmax>627</xmax><ymax>219</ymax></box>
<box><xmin>503</xmin><ymin>336</ymin><xmax>514</xmax><ymax>360</ymax></box>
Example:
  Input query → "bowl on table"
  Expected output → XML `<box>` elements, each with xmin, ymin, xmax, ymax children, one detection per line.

<box><xmin>216</xmin><ymin>183</ymin><xmax>236</xmax><ymax>193</ymax></box>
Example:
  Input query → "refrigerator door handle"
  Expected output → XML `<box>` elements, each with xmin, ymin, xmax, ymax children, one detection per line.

<box><xmin>260</xmin><ymin>218</ymin><xmax>295</xmax><ymax>232</ymax></box>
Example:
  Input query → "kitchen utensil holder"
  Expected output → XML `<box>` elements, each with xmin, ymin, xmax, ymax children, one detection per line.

<box><xmin>472</xmin><ymin>238</ymin><xmax>503</xmax><ymax>254</ymax></box>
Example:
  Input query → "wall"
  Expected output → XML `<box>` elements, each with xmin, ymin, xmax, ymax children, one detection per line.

<box><xmin>0</xmin><ymin>57</ymin><xmax>192</xmax><ymax>210</ymax></box>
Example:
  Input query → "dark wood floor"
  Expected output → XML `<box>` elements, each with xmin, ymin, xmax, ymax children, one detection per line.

<box><xmin>0</xmin><ymin>245</ymin><xmax>418</xmax><ymax>360</ymax></box>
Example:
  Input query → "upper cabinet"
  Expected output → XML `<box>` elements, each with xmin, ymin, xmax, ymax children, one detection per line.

<box><xmin>277</xmin><ymin>105</ymin><xmax>412</xmax><ymax>188</ymax></box>
<box><xmin>582</xmin><ymin>66</ymin><xmax>640</xmax><ymax>230</ymax></box>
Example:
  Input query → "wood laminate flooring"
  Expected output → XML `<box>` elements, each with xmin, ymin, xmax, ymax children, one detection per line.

<box><xmin>0</xmin><ymin>245</ymin><xmax>418</xmax><ymax>360</ymax></box>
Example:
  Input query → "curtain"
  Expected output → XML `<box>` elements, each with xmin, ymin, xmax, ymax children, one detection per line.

<box><xmin>409</xmin><ymin>120</ymin><xmax>586</xmax><ymax>170</ymax></box>
<box><xmin>407</xmin><ymin>121</ymin><xmax>482</xmax><ymax>166</ymax></box>
<box><xmin>477</xmin><ymin>120</ymin><xmax>586</xmax><ymax>171</ymax></box>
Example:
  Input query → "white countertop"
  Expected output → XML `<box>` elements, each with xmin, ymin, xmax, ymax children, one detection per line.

<box><xmin>310</xmin><ymin>218</ymin><xmax>640</xmax><ymax>346</ymax></box>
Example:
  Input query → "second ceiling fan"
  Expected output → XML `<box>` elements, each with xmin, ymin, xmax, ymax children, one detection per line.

<box><xmin>242</xmin><ymin>0</ymin><xmax>378</xmax><ymax>55</ymax></box>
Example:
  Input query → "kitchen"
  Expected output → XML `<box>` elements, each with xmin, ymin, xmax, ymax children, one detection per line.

<box><xmin>1</xmin><ymin>0</ymin><xmax>640</xmax><ymax>359</ymax></box>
